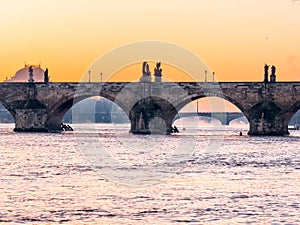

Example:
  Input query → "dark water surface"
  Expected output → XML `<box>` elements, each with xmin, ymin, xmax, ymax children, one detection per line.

<box><xmin>0</xmin><ymin>124</ymin><xmax>299</xmax><ymax>224</ymax></box>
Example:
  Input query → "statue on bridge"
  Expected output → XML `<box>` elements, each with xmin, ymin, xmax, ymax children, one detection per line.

<box><xmin>270</xmin><ymin>65</ymin><xmax>276</xmax><ymax>83</ymax></box>
<box><xmin>264</xmin><ymin>64</ymin><xmax>269</xmax><ymax>83</ymax></box>
<box><xmin>154</xmin><ymin>62</ymin><xmax>162</xmax><ymax>82</ymax></box>
<box><xmin>28</xmin><ymin>66</ymin><xmax>34</xmax><ymax>83</ymax></box>
<box><xmin>139</xmin><ymin>61</ymin><xmax>152</xmax><ymax>82</ymax></box>
<box><xmin>44</xmin><ymin>68</ymin><xmax>49</xmax><ymax>84</ymax></box>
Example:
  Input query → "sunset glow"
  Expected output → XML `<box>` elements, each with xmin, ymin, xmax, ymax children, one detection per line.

<box><xmin>0</xmin><ymin>0</ymin><xmax>300</xmax><ymax>82</ymax></box>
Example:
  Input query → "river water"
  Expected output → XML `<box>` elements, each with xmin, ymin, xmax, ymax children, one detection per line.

<box><xmin>0</xmin><ymin>123</ymin><xmax>299</xmax><ymax>224</ymax></box>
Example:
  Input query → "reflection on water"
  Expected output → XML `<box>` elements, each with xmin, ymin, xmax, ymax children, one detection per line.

<box><xmin>0</xmin><ymin>123</ymin><xmax>299</xmax><ymax>224</ymax></box>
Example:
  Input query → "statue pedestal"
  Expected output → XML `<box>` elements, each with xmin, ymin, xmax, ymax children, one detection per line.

<box><xmin>155</xmin><ymin>76</ymin><xmax>162</xmax><ymax>82</ymax></box>
<box><xmin>270</xmin><ymin>74</ymin><xmax>276</xmax><ymax>83</ymax></box>
<box><xmin>139</xmin><ymin>76</ymin><xmax>151</xmax><ymax>82</ymax></box>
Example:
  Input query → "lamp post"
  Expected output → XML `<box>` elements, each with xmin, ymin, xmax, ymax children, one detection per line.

<box><xmin>205</xmin><ymin>70</ymin><xmax>207</xmax><ymax>82</ymax></box>
<box><xmin>100</xmin><ymin>72</ymin><xmax>103</xmax><ymax>82</ymax></box>
<box><xmin>212</xmin><ymin>72</ymin><xmax>215</xmax><ymax>82</ymax></box>
<box><xmin>88</xmin><ymin>70</ymin><xmax>91</xmax><ymax>83</ymax></box>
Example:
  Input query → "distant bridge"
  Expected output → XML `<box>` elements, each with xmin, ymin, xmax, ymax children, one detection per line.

<box><xmin>66</xmin><ymin>111</ymin><xmax>246</xmax><ymax>125</ymax></box>
<box><xmin>173</xmin><ymin>112</ymin><xmax>245</xmax><ymax>125</ymax></box>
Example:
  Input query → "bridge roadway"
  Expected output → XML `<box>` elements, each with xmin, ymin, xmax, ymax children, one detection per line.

<box><xmin>0</xmin><ymin>81</ymin><xmax>300</xmax><ymax>135</ymax></box>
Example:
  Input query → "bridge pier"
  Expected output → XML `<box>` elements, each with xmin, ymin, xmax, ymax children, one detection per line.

<box><xmin>129</xmin><ymin>97</ymin><xmax>176</xmax><ymax>135</ymax></box>
<box><xmin>13</xmin><ymin>100</ymin><xmax>48</xmax><ymax>132</ymax></box>
<box><xmin>248</xmin><ymin>116</ymin><xmax>289</xmax><ymax>136</ymax></box>
<box><xmin>12</xmin><ymin>83</ymin><xmax>49</xmax><ymax>132</ymax></box>
<box><xmin>247</xmin><ymin>100</ymin><xmax>290</xmax><ymax>136</ymax></box>
<box><xmin>130</xmin><ymin>115</ymin><xmax>173</xmax><ymax>134</ymax></box>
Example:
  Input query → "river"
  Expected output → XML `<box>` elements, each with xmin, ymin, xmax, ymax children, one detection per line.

<box><xmin>0</xmin><ymin>123</ymin><xmax>299</xmax><ymax>224</ymax></box>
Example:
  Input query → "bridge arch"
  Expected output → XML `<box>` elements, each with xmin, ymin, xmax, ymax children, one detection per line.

<box><xmin>47</xmin><ymin>92</ymin><xmax>130</xmax><ymax>131</ymax></box>
<box><xmin>0</xmin><ymin>101</ymin><xmax>15</xmax><ymax>123</ymax></box>
<box><xmin>285</xmin><ymin>100</ymin><xmax>300</xmax><ymax>128</ymax></box>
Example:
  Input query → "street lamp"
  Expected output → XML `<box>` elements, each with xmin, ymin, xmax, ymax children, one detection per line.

<box><xmin>100</xmin><ymin>72</ymin><xmax>103</xmax><ymax>82</ymax></box>
<box><xmin>205</xmin><ymin>70</ymin><xmax>207</xmax><ymax>82</ymax></box>
<box><xmin>212</xmin><ymin>72</ymin><xmax>215</xmax><ymax>82</ymax></box>
<box><xmin>88</xmin><ymin>70</ymin><xmax>91</xmax><ymax>83</ymax></box>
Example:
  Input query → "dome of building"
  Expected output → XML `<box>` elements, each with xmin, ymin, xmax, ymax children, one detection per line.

<box><xmin>6</xmin><ymin>64</ymin><xmax>45</xmax><ymax>82</ymax></box>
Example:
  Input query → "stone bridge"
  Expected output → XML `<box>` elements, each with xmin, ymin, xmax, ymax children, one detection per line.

<box><xmin>0</xmin><ymin>81</ymin><xmax>300</xmax><ymax>135</ymax></box>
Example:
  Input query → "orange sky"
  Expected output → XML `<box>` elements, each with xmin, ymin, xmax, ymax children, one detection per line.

<box><xmin>0</xmin><ymin>0</ymin><xmax>300</xmax><ymax>82</ymax></box>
